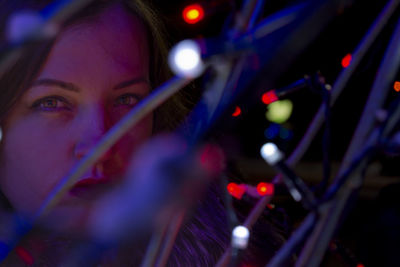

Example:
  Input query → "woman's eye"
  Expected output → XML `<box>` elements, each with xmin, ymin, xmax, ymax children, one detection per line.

<box><xmin>115</xmin><ymin>94</ymin><xmax>139</xmax><ymax>107</ymax></box>
<box><xmin>31</xmin><ymin>96</ymin><xmax>70</xmax><ymax>112</ymax></box>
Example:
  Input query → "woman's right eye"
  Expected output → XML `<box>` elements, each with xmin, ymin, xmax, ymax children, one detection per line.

<box><xmin>31</xmin><ymin>96</ymin><xmax>71</xmax><ymax>112</ymax></box>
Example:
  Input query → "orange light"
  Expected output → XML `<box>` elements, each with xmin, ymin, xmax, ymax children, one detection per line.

<box><xmin>232</xmin><ymin>106</ymin><xmax>241</xmax><ymax>117</ymax></box>
<box><xmin>227</xmin><ymin>182</ymin><xmax>246</xmax><ymax>199</ymax></box>
<box><xmin>183</xmin><ymin>4</ymin><xmax>205</xmax><ymax>24</ymax></box>
<box><xmin>256</xmin><ymin>182</ymin><xmax>274</xmax><ymax>196</ymax></box>
<box><xmin>262</xmin><ymin>90</ymin><xmax>278</xmax><ymax>105</ymax></box>
<box><xmin>341</xmin><ymin>53</ymin><xmax>352</xmax><ymax>68</ymax></box>
<box><xmin>394</xmin><ymin>81</ymin><xmax>400</xmax><ymax>92</ymax></box>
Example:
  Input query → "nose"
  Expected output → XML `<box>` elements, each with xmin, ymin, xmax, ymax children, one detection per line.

<box><xmin>73</xmin><ymin>105</ymin><xmax>111</xmax><ymax>161</ymax></box>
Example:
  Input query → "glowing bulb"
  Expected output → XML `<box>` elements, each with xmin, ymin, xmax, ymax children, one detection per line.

<box><xmin>341</xmin><ymin>53</ymin><xmax>352</xmax><ymax>68</ymax></box>
<box><xmin>227</xmin><ymin>182</ymin><xmax>246</xmax><ymax>199</ymax></box>
<box><xmin>232</xmin><ymin>225</ymin><xmax>250</xmax><ymax>249</ymax></box>
<box><xmin>265</xmin><ymin>99</ymin><xmax>293</xmax><ymax>124</ymax></box>
<box><xmin>260</xmin><ymin>142</ymin><xmax>283</xmax><ymax>165</ymax></box>
<box><xmin>182</xmin><ymin>4</ymin><xmax>204</xmax><ymax>24</ymax></box>
<box><xmin>262</xmin><ymin>90</ymin><xmax>278</xmax><ymax>105</ymax></box>
<box><xmin>256</xmin><ymin>182</ymin><xmax>274</xmax><ymax>196</ymax></box>
<box><xmin>169</xmin><ymin>40</ymin><xmax>204</xmax><ymax>78</ymax></box>
<box><xmin>394</xmin><ymin>81</ymin><xmax>400</xmax><ymax>92</ymax></box>
<box><xmin>232</xmin><ymin>106</ymin><xmax>241</xmax><ymax>117</ymax></box>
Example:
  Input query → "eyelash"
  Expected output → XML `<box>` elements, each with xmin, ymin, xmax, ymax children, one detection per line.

<box><xmin>31</xmin><ymin>94</ymin><xmax>140</xmax><ymax>112</ymax></box>
<box><xmin>31</xmin><ymin>96</ymin><xmax>70</xmax><ymax>112</ymax></box>
<box><xmin>114</xmin><ymin>94</ymin><xmax>140</xmax><ymax>107</ymax></box>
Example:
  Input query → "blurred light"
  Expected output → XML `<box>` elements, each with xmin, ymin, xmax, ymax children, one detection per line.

<box><xmin>232</xmin><ymin>106</ymin><xmax>241</xmax><ymax>117</ymax></box>
<box><xmin>0</xmin><ymin>127</ymin><xmax>2</xmax><ymax>143</ymax></box>
<box><xmin>256</xmin><ymin>182</ymin><xmax>274</xmax><ymax>196</ymax></box>
<box><xmin>341</xmin><ymin>53</ymin><xmax>352</xmax><ymax>68</ymax></box>
<box><xmin>264</xmin><ymin>123</ymin><xmax>280</xmax><ymax>139</ymax></box>
<box><xmin>232</xmin><ymin>225</ymin><xmax>250</xmax><ymax>249</ymax></box>
<box><xmin>394</xmin><ymin>81</ymin><xmax>400</xmax><ymax>92</ymax></box>
<box><xmin>265</xmin><ymin>99</ymin><xmax>293</xmax><ymax>124</ymax></box>
<box><xmin>356</xmin><ymin>264</ymin><xmax>365</xmax><ymax>267</ymax></box>
<box><xmin>260</xmin><ymin>142</ymin><xmax>283</xmax><ymax>165</ymax></box>
<box><xmin>279</xmin><ymin>127</ymin><xmax>292</xmax><ymax>140</ymax></box>
<box><xmin>227</xmin><ymin>182</ymin><xmax>246</xmax><ymax>200</ymax></box>
<box><xmin>15</xmin><ymin>246</ymin><xmax>34</xmax><ymax>266</ymax></box>
<box><xmin>169</xmin><ymin>39</ymin><xmax>204</xmax><ymax>78</ymax></box>
<box><xmin>262</xmin><ymin>90</ymin><xmax>278</xmax><ymax>105</ymax></box>
<box><xmin>182</xmin><ymin>4</ymin><xmax>205</xmax><ymax>24</ymax></box>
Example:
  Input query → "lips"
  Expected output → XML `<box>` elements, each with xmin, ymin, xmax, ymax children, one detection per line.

<box><xmin>69</xmin><ymin>177</ymin><xmax>112</xmax><ymax>199</ymax></box>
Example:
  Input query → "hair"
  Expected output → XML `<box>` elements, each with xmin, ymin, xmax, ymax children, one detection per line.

<box><xmin>0</xmin><ymin>1</ymin><xmax>287</xmax><ymax>265</ymax></box>
<box><xmin>0</xmin><ymin>0</ymin><xmax>191</xmax><ymax>131</ymax></box>
<box><xmin>0</xmin><ymin>0</ymin><xmax>227</xmax><ymax>265</ymax></box>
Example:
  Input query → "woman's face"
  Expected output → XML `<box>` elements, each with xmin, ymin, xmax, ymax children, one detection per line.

<box><xmin>0</xmin><ymin>5</ymin><xmax>152</xmax><ymax>231</ymax></box>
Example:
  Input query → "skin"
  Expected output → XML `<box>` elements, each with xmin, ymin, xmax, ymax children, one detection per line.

<box><xmin>0</xmin><ymin>4</ymin><xmax>153</xmax><ymax>232</ymax></box>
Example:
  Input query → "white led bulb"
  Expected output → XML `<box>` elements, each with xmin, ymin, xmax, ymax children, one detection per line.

<box><xmin>168</xmin><ymin>39</ymin><xmax>204</xmax><ymax>78</ymax></box>
<box><xmin>231</xmin><ymin>225</ymin><xmax>250</xmax><ymax>249</ymax></box>
<box><xmin>260</xmin><ymin>142</ymin><xmax>283</xmax><ymax>165</ymax></box>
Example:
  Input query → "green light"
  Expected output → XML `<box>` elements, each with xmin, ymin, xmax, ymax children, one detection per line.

<box><xmin>265</xmin><ymin>100</ymin><xmax>293</xmax><ymax>124</ymax></box>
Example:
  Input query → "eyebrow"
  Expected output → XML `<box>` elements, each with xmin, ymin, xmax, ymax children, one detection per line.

<box><xmin>31</xmin><ymin>77</ymin><xmax>150</xmax><ymax>92</ymax></box>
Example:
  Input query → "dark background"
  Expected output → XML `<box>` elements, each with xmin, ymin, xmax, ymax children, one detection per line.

<box><xmin>153</xmin><ymin>0</ymin><xmax>400</xmax><ymax>266</ymax></box>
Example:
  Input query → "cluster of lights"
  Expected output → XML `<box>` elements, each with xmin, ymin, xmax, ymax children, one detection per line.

<box><xmin>227</xmin><ymin>182</ymin><xmax>274</xmax><ymax>200</ymax></box>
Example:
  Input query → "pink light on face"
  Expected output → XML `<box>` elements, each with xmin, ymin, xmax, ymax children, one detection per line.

<box><xmin>341</xmin><ymin>53</ymin><xmax>352</xmax><ymax>68</ymax></box>
<box><xmin>262</xmin><ymin>90</ymin><xmax>278</xmax><ymax>105</ymax></box>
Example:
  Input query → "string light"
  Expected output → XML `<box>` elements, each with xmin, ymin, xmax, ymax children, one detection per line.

<box><xmin>260</xmin><ymin>142</ymin><xmax>283</xmax><ymax>165</ymax></box>
<box><xmin>341</xmin><ymin>53</ymin><xmax>352</xmax><ymax>68</ymax></box>
<box><xmin>182</xmin><ymin>4</ymin><xmax>205</xmax><ymax>24</ymax></box>
<box><xmin>265</xmin><ymin>99</ymin><xmax>293</xmax><ymax>124</ymax></box>
<box><xmin>227</xmin><ymin>182</ymin><xmax>246</xmax><ymax>200</ymax></box>
<box><xmin>256</xmin><ymin>182</ymin><xmax>274</xmax><ymax>196</ymax></box>
<box><xmin>394</xmin><ymin>81</ymin><xmax>400</xmax><ymax>92</ymax></box>
<box><xmin>232</xmin><ymin>106</ymin><xmax>241</xmax><ymax>117</ymax></box>
<box><xmin>168</xmin><ymin>39</ymin><xmax>204</xmax><ymax>78</ymax></box>
<box><xmin>262</xmin><ymin>90</ymin><xmax>278</xmax><ymax>105</ymax></box>
<box><xmin>231</xmin><ymin>225</ymin><xmax>250</xmax><ymax>249</ymax></box>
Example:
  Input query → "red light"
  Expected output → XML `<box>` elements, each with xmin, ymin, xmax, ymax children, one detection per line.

<box><xmin>227</xmin><ymin>182</ymin><xmax>246</xmax><ymax>199</ymax></box>
<box><xmin>356</xmin><ymin>264</ymin><xmax>365</xmax><ymax>267</ymax></box>
<box><xmin>15</xmin><ymin>246</ymin><xmax>34</xmax><ymax>266</ymax></box>
<box><xmin>256</xmin><ymin>182</ymin><xmax>274</xmax><ymax>196</ymax></box>
<box><xmin>183</xmin><ymin>4</ymin><xmax>205</xmax><ymax>24</ymax></box>
<box><xmin>341</xmin><ymin>53</ymin><xmax>352</xmax><ymax>68</ymax></box>
<box><xmin>394</xmin><ymin>81</ymin><xmax>400</xmax><ymax>92</ymax></box>
<box><xmin>232</xmin><ymin>106</ymin><xmax>241</xmax><ymax>117</ymax></box>
<box><xmin>262</xmin><ymin>90</ymin><xmax>278</xmax><ymax>104</ymax></box>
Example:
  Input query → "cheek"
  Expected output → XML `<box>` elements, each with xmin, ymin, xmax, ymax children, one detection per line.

<box><xmin>0</xmin><ymin>118</ymin><xmax>74</xmax><ymax>213</ymax></box>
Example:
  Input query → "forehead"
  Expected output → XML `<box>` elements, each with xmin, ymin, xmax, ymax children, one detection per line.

<box><xmin>37</xmin><ymin>4</ymin><xmax>150</xmax><ymax>89</ymax></box>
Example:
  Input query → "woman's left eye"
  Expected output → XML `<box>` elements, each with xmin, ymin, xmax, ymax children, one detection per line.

<box><xmin>115</xmin><ymin>94</ymin><xmax>139</xmax><ymax>107</ymax></box>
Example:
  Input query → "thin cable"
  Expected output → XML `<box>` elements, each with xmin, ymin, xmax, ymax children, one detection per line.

<box><xmin>296</xmin><ymin>12</ymin><xmax>400</xmax><ymax>267</ymax></box>
<box><xmin>220</xmin><ymin>1</ymin><xmax>399</xmax><ymax>265</ymax></box>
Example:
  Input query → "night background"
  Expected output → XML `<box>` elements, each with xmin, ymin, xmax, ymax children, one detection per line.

<box><xmin>153</xmin><ymin>0</ymin><xmax>400</xmax><ymax>266</ymax></box>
